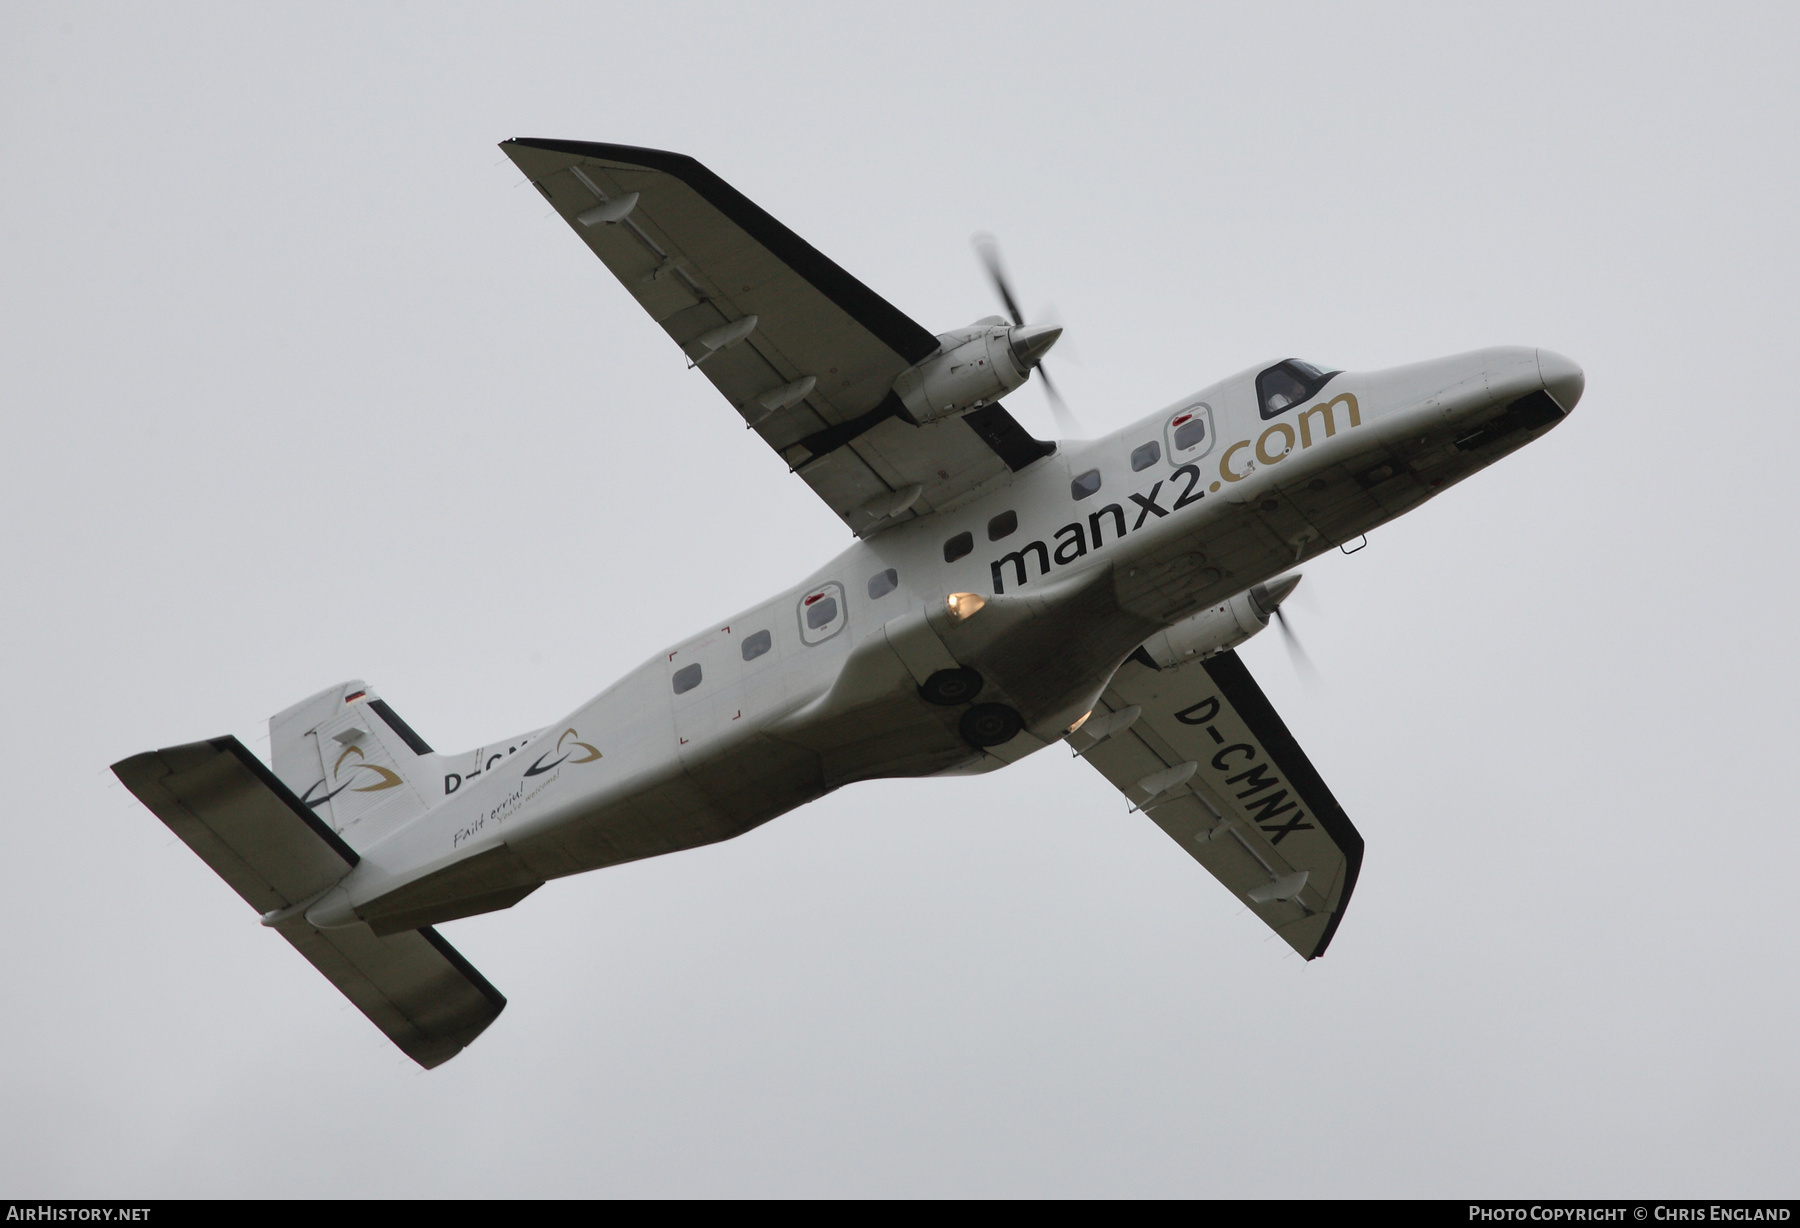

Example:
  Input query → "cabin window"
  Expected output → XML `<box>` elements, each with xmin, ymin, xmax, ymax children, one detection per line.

<box><xmin>867</xmin><ymin>569</ymin><xmax>898</xmax><ymax>599</ymax></box>
<box><xmin>1071</xmin><ymin>469</ymin><xmax>1102</xmax><ymax>500</ymax></box>
<box><xmin>987</xmin><ymin>511</ymin><xmax>1017</xmax><ymax>541</ymax></box>
<box><xmin>1173</xmin><ymin>417</ymin><xmax>1207</xmax><ymax>451</ymax></box>
<box><xmin>1257</xmin><ymin>359</ymin><xmax>1339</xmax><ymax>419</ymax></box>
<box><xmin>944</xmin><ymin>531</ymin><xmax>973</xmax><ymax>562</ymax></box>
<box><xmin>672</xmin><ymin>663</ymin><xmax>703</xmax><ymax>694</ymax></box>
<box><xmin>798</xmin><ymin>582</ymin><xmax>847</xmax><ymax>644</ymax></box>
<box><xmin>1131</xmin><ymin>440</ymin><xmax>1161</xmax><ymax>471</ymax></box>
<box><xmin>741</xmin><ymin>629</ymin><xmax>772</xmax><ymax>661</ymax></box>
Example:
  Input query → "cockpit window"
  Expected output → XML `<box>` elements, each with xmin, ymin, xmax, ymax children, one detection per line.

<box><xmin>1257</xmin><ymin>359</ymin><xmax>1339</xmax><ymax>419</ymax></box>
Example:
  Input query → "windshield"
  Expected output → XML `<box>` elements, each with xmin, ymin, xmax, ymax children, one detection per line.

<box><xmin>1257</xmin><ymin>359</ymin><xmax>1339</xmax><ymax>419</ymax></box>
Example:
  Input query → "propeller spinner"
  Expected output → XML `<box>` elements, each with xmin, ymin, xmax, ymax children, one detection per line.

<box><xmin>973</xmin><ymin>235</ymin><xmax>1081</xmax><ymax>435</ymax></box>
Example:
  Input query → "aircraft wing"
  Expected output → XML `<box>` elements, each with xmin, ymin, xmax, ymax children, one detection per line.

<box><xmin>500</xmin><ymin>139</ymin><xmax>1054</xmax><ymax>534</ymax></box>
<box><xmin>1074</xmin><ymin>649</ymin><xmax>1363</xmax><ymax>959</ymax></box>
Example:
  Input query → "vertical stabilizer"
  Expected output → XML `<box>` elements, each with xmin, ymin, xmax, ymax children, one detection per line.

<box><xmin>271</xmin><ymin>681</ymin><xmax>439</xmax><ymax>850</ymax></box>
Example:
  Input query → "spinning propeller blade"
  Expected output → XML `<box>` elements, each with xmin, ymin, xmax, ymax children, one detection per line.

<box><xmin>1272</xmin><ymin>606</ymin><xmax>1319</xmax><ymax>684</ymax></box>
<box><xmin>973</xmin><ymin>234</ymin><xmax>1025</xmax><ymax>327</ymax></box>
<box><xmin>972</xmin><ymin>233</ymin><xmax>1082</xmax><ymax>435</ymax></box>
<box><xmin>1036</xmin><ymin>364</ymin><xmax>1082</xmax><ymax>437</ymax></box>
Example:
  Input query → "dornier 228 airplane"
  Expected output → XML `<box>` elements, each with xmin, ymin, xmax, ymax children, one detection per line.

<box><xmin>113</xmin><ymin>139</ymin><xmax>1584</xmax><ymax>1069</ymax></box>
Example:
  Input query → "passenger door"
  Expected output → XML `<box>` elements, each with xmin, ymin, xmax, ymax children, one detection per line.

<box><xmin>668</xmin><ymin>628</ymin><xmax>736</xmax><ymax>760</ymax></box>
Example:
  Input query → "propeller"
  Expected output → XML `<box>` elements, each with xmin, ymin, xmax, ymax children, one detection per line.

<box><xmin>1250</xmin><ymin>573</ymin><xmax>1319</xmax><ymax>685</ymax></box>
<box><xmin>973</xmin><ymin>234</ymin><xmax>1082</xmax><ymax>436</ymax></box>
<box><xmin>1272</xmin><ymin>606</ymin><xmax>1320</xmax><ymax>685</ymax></box>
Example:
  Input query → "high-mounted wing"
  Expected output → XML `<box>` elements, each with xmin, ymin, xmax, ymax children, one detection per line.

<box><xmin>500</xmin><ymin>139</ymin><xmax>1054</xmax><ymax>534</ymax></box>
<box><xmin>1073</xmin><ymin>650</ymin><xmax>1363</xmax><ymax>959</ymax></box>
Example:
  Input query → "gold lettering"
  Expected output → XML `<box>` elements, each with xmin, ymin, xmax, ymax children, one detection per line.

<box><xmin>1298</xmin><ymin>394</ymin><xmax>1359</xmax><ymax>448</ymax></box>
<box><xmin>1218</xmin><ymin>439</ymin><xmax>1253</xmax><ymax>482</ymax></box>
<box><xmin>1298</xmin><ymin>404</ymin><xmax>1334</xmax><ymax>447</ymax></box>
<box><xmin>1256</xmin><ymin>423</ymin><xmax>1296</xmax><ymax>465</ymax></box>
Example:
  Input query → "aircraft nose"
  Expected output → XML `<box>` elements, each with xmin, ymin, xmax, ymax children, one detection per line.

<box><xmin>1537</xmin><ymin>349</ymin><xmax>1585</xmax><ymax>412</ymax></box>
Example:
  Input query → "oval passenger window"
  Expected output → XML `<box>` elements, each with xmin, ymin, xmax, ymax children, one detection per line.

<box><xmin>805</xmin><ymin>597</ymin><xmax>838</xmax><ymax>629</ymax></box>
<box><xmin>867</xmin><ymin>569</ymin><xmax>898</xmax><ymax>599</ymax></box>
<box><xmin>741</xmin><ymin>630</ymin><xmax>772</xmax><ymax>661</ymax></box>
<box><xmin>1173</xmin><ymin>418</ymin><xmax>1207</xmax><ymax>451</ymax></box>
<box><xmin>944</xmin><ymin>531</ymin><xmax>973</xmax><ymax>562</ymax></box>
<box><xmin>1131</xmin><ymin>440</ymin><xmax>1161</xmax><ymax>471</ymax></box>
<box><xmin>672</xmin><ymin>663</ymin><xmax>703</xmax><ymax>695</ymax></box>
<box><xmin>1071</xmin><ymin>469</ymin><xmax>1102</xmax><ymax>500</ymax></box>
<box><xmin>987</xmin><ymin>511</ymin><xmax>1017</xmax><ymax>541</ymax></box>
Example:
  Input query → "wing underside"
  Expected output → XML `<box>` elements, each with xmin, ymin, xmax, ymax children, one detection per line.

<box><xmin>501</xmin><ymin>138</ymin><xmax>1053</xmax><ymax>534</ymax></box>
<box><xmin>1075</xmin><ymin>650</ymin><xmax>1363</xmax><ymax>959</ymax></box>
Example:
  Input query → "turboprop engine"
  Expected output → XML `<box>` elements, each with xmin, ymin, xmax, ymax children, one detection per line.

<box><xmin>1137</xmin><ymin>575</ymin><xmax>1302</xmax><ymax>669</ymax></box>
<box><xmin>892</xmin><ymin>316</ymin><xmax>1062</xmax><ymax>423</ymax></box>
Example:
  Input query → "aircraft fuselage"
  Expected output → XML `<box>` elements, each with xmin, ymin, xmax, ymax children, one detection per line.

<box><xmin>302</xmin><ymin>344</ymin><xmax>1579</xmax><ymax>933</ymax></box>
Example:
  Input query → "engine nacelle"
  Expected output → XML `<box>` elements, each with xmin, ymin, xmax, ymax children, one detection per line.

<box><xmin>892</xmin><ymin>319</ymin><xmax>1061</xmax><ymax>424</ymax></box>
<box><xmin>1138</xmin><ymin>575</ymin><xmax>1300</xmax><ymax>668</ymax></box>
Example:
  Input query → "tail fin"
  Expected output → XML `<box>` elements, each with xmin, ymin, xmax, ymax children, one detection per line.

<box><xmin>112</xmin><ymin>737</ymin><xmax>503</xmax><ymax>1068</ymax></box>
<box><xmin>271</xmin><ymin>681</ymin><xmax>441</xmax><ymax>851</ymax></box>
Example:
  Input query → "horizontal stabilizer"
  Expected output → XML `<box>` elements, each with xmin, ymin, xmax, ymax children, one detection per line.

<box><xmin>113</xmin><ymin>737</ymin><xmax>505</xmax><ymax>1068</ymax></box>
<box><xmin>269</xmin><ymin>919</ymin><xmax>505</xmax><ymax>1069</ymax></box>
<box><xmin>113</xmin><ymin>737</ymin><xmax>359</xmax><ymax>913</ymax></box>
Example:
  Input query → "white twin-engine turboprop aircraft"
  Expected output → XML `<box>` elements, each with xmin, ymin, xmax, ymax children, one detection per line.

<box><xmin>115</xmin><ymin>139</ymin><xmax>1584</xmax><ymax>1068</ymax></box>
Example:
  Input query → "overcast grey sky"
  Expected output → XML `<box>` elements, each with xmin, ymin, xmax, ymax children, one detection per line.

<box><xmin>3</xmin><ymin>0</ymin><xmax>1795</xmax><ymax>1198</ymax></box>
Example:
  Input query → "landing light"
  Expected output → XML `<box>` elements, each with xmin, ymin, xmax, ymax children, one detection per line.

<box><xmin>946</xmin><ymin>592</ymin><xmax>986</xmax><ymax>621</ymax></box>
<box><xmin>1067</xmin><ymin>710</ymin><xmax>1093</xmax><ymax>735</ymax></box>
